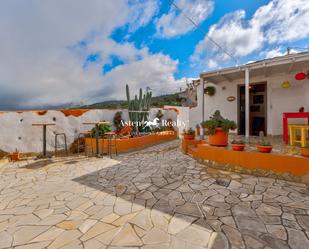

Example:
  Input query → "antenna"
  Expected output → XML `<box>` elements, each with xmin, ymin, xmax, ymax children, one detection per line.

<box><xmin>169</xmin><ymin>0</ymin><xmax>238</xmax><ymax>65</ymax></box>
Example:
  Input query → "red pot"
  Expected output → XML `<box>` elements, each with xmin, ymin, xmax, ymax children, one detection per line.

<box><xmin>183</xmin><ymin>134</ymin><xmax>195</xmax><ymax>140</ymax></box>
<box><xmin>8</xmin><ymin>152</ymin><xmax>20</xmax><ymax>161</ymax></box>
<box><xmin>256</xmin><ymin>145</ymin><xmax>272</xmax><ymax>153</ymax></box>
<box><xmin>300</xmin><ymin>148</ymin><xmax>309</xmax><ymax>157</ymax></box>
<box><xmin>295</xmin><ymin>72</ymin><xmax>306</xmax><ymax>80</ymax></box>
<box><xmin>196</xmin><ymin>127</ymin><xmax>200</xmax><ymax>136</ymax></box>
<box><xmin>208</xmin><ymin>128</ymin><xmax>228</xmax><ymax>146</ymax></box>
<box><xmin>231</xmin><ymin>144</ymin><xmax>245</xmax><ymax>151</ymax></box>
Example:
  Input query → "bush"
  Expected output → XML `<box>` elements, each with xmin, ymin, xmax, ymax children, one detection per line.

<box><xmin>91</xmin><ymin>122</ymin><xmax>112</xmax><ymax>137</ymax></box>
<box><xmin>201</xmin><ymin>110</ymin><xmax>236</xmax><ymax>135</ymax></box>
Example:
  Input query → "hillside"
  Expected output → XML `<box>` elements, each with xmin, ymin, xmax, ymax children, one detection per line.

<box><xmin>75</xmin><ymin>93</ymin><xmax>182</xmax><ymax>109</ymax></box>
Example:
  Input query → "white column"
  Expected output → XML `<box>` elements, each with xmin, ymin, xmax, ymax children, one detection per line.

<box><xmin>202</xmin><ymin>78</ymin><xmax>205</xmax><ymax>122</ymax></box>
<box><xmin>245</xmin><ymin>68</ymin><xmax>250</xmax><ymax>138</ymax></box>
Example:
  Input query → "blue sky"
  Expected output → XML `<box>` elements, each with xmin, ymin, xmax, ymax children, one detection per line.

<box><xmin>112</xmin><ymin>0</ymin><xmax>273</xmax><ymax>78</ymax></box>
<box><xmin>0</xmin><ymin>0</ymin><xmax>309</xmax><ymax>109</ymax></box>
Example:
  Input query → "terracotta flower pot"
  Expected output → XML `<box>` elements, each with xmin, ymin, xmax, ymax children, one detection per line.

<box><xmin>300</xmin><ymin>147</ymin><xmax>309</xmax><ymax>157</ymax></box>
<box><xmin>231</xmin><ymin>144</ymin><xmax>245</xmax><ymax>151</ymax></box>
<box><xmin>183</xmin><ymin>134</ymin><xmax>195</xmax><ymax>140</ymax></box>
<box><xmin>196</xmin><ymin>127</ymin><xmax>200</xmax><ymax>136</ymax></box>
<box><xmin>256</xmin><ymin>145</ymin><xmax>273</xmax><ymax>153</ymax></box>
<box><xmin>208</xmin><ymin>128</ymin><xmax>228</xmax><ymax>146</ymax></box>
<box><xmin>8</xmin><ymin>152</ymin><xmax>20</xmax><ymax>161</ymax></box>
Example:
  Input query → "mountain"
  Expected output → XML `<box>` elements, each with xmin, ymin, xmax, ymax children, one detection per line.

<box><xmin>74</xmin><ymin>93</ymin><xmax>182</xmax><ymax>109</ymax></box>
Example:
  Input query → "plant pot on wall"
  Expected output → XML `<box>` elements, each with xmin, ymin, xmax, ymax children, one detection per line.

<box><xmin>201</xmin><ymin>111</ymin><xmax>237</xmax><ymax>147</ymax></box>
<box><xmin>300</xmin><ymin>147</ymin><xmax>309</xmax><ymax>157</ymax></box>
<box><xmin>231</xmin><ymin>144</ymin><xmax>245</xmax><ymax>151</ymax></box>
<box><xmin>204</xmin><ymin>86</ymin><xmax>216</xmax><ymax>96</ymax></box>
<box><xmin>183</xmin><ymin>134</ymin><xmax>195</xmax><ymax>140</ymax></box>
<box><xmin>8</xmin><ymin>152</ymin><xmax>20</xmax><ymax>161</ymax></box>
<box><xmin>196</xmin><ymin>125</ymin><xmax>200</xmax><ymax>136</ymax></box>
<box><xmin>208</xmin><ymin>128</ymin><xmax>228</xmax><ymax>146</ymax></box>
<box><xmin>256</xmin><ymin>145</ymin><xmax>273</xmax><ymax>153</ymax></box>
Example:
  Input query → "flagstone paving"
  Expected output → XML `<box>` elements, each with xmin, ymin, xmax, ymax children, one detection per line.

<box><xmin>0</xmin><ymin>140</ymin><xmax>309</xmax><ymax>249</ymax></box>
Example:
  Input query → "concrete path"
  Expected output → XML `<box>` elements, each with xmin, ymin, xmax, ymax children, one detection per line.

<box><xmin>0</xmin><ymin>140</ymin><xmax>308</xmax><ymax>249</ymax></box>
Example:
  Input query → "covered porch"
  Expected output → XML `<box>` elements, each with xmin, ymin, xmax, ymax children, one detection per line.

<box><xmin>199</xmin><ymin>52</ymin><xmax>309</xmax><ymax>139</ymax></box>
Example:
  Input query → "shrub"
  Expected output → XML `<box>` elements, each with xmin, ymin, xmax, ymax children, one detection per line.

<box><xmin>91</xmin><ymin>122</ymin><xmax>112</xmax><ymax>137</ymax></box>
<box><xmin>231</xmin><ymin>139</ymin><xmax>245</xmax><ymax>144</ymax></box>
<box><xmin>201</xmin><ymin>110</ymin><xmax>236</xmax><ymax>135</ymax></box>
<box><xmin>183</xmin><ymin>128</ymin><xmax>195</xmax><ymax>135</ymax></box>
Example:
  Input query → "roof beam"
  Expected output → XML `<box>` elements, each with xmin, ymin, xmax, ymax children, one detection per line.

<box><xmin>220</xmin><ymin>74</ymin><xmax>233</xmax><ymax>82</ymax></box>
<box><xmin>203</xmin><ymin>77</ymin><xmax>219</xmax><ymax>84</ymax></box>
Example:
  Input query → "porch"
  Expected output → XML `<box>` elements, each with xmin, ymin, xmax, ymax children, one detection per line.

<box><xmin>198</xmin><ymin>52</ymin><xmax>309</xmax><ymax>137</ymax></box>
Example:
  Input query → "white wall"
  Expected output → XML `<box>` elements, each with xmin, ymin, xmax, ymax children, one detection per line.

<box><xmin>189</xmin><ymin>73</ymin><xmax>309</xmax><ymax>136</ymax></box>
<box><xmin>0</xmin><ymin>108</ymin><xmax>178</xmax><ymax>153</ymax></box>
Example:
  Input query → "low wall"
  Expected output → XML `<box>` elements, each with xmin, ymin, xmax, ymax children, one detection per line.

<box><xmin>182</xmin><ymin>139</ymin><xmax>309</xmax><ymax>184</ymax></box>
<box><xmin>0</xmin><ymin>108</ymin><xmax>178</xmax><ymax>153</ymax></box>
<box><xmin>85</xmin><ymin>131</ymin><xmax>177</xmax><ymax>153</ymax></box>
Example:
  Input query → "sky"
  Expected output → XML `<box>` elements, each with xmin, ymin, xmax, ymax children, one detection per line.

<box><xmin>0</xmin><ymin>0</ymin><xmax>309</xmax><ymax>110</ymax></box>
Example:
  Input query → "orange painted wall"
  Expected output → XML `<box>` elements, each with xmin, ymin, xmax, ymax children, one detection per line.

<box><xmin>185</xmin><ymin>141</ymin><xmax>309</xmax><ymax>176</ymax></box>
<box><xmin>85</xmin><ymin>131</ymin><xmax>177</xmax><ymax>153</ymax></box>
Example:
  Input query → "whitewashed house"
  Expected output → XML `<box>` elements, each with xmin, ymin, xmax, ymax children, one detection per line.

<box><xmin>187</xmin><ymin>52</ymin><xmax>309</xmax><ymax>137</ymax></box>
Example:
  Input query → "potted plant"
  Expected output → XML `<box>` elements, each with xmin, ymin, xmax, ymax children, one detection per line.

<box><xmin>201</xmin><ymin>111</ymin><xmax>236</xmax><ymax>146</ymax></box>
<box><xmin>300</xmin><ymin>145</ymin><xmax>309</xmax><ymax>157</ymax></box>
<box><xmin>183</xmin><ymin>128</ymin><xmax>195</xmax><ymax>140</ymax></box>
<box><xmin>204</xmin><ymin>86</ymin><xmax>216</xmax><ymax>96</ymax></box>
<box><xmin>8</xmin><ymin>149</ymin><xmax>20</xmax><ymax>161</ymax></box>
<box><xmin>196</xmin><ymin>124</ymin><xmax>200</xmax><ymax>136</ymax></box>
<box><xmin>91</xmin><ymin>122</ymin><xmax>112</xmax><ymax>137</ymax></box>
<box><xmin>231</xmin><ymin>139</ymin><xmax>245</xmax><ymax>151</ymax></box>
<box><xmin>256</xmin><ymin>139</ymin><xmax>273</xmax><ymax>153</ymax></box>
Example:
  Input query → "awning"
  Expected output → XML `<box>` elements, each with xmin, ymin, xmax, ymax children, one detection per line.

<box><xmin>200</xmin><ymin>52</ymin><xmax>309</xmax><ymax>83</ymax></box>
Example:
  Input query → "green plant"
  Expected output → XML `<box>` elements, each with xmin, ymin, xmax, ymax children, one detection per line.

<box><xmin>113</xmin><ymin>111</ymin><xmax>123</xmax><ymax>132</ymax></box>
<box><xmin>91</xmin><ymin>122</ymin><xmax>112</xmax><ymax>137</ymax></box>
<box><xmin>201</xmin><ymin>110</ymin><xmax>236</xmax><ymax>135</ymax></box>
<box><xmin>183</xmin><ymin>128</ymin><xmax>195</xmax><ymax>135</ymax></box>
<box><xmin>258</xmin><ymin>139</ymin><xmax>271</xmax><ymax>146</ymax></box>
<box><xmin>126</xmin><ymin>84</ymin><xmax>152</xmax><ymax>130</ymax></box>
<box><xmin>204</xmin><ymin>86</ymin><xmax>216</xmax><ymax>96</ymax></box>
<box><xmin>231</xmin><ymin>139</ymin><xmax>245</xmax><ymax>144</ymax></box>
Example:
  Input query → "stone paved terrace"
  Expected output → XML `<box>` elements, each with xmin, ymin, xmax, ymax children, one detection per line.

<box><xmin>0</xmin><ymin>140</ymin><xmax>309</xmax><ymax>249</ymax></box>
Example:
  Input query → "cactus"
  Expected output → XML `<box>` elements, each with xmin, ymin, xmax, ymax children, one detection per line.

<box><xmin>125</xmin><ymin>84</ymin><xmax>152</xmax><ymax>129</ymax></box>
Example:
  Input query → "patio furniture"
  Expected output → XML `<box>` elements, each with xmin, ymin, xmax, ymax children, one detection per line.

<box><xmin>32</xmin><ymin>123</ymin><xmax>55</xmax><ymax>157</ymax></box>
<box><xmin>283</xmin><ymin>112</ymin><xmax>309</xmax><ymax>144</ymax></box>
<box><xmin>104</xmin><ymin>132</ymin><xmax>118</xmax><ymax>158</ymax></box>
<box><xmin>54</xmin><ymin>132</ymin><xmax>68</xmax><ymax>156</ymax></box>
<box><xmin>288</xmin><ymin>124</ymin><xmax>309</xmax><ymax>147</ymax></box>
<box><xmin>82</xmin><ymin>121</ymin><xmax>109</xmax><ymax>157</ymax></box>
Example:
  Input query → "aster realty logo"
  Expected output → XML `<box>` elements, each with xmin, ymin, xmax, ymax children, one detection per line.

<box><xmin>143</xmin><ymin>117</ymin><xmax>160</xmax><ymax>129</ymax></box>
<box><xmin>120</xmin><ymin>118</ymin><xmax>185</xmax><ymax>129</ymax></box>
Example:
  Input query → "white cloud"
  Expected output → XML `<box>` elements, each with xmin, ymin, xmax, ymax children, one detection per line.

<box><xmin>253</xmin><ymin>0</ymin><xmax>309</xmax><ymax>43</ymax></box>
<box><xmin>190</xmin><ymin>10</ymin><xmax>264</xmax><ymax>67</ymax></box>
<box><xmin>0</xmin><ymin>0</ymin><xmax>182</xmax><ymax>109</ymax></box>
<box><xmin>262</xmin><ymin>47</ymin><xmax>285</xmax><ymax>59</ymax></box>
<box><xmin>155</xmin><ymin>0</ymin><xmax>214</xmax><ymax>38</ymax></box>
<box><xmin>128</xmin><ymin>0</ymin><xmax>158</xmax><ymax>32</ymax></box>
<box><xmin>191</xmin><ymin>0</ymin><xmax>309</xmax><ymax>70</ymax></box>
<box><xmin>91</xmin><ymin>54</ymin><xmax>183</xmax><ymax>103</ymax></box>
<box><xmin>207</xmin><ymin>59</ymin><xmax>218</xmax><ymax>69</ymax></box>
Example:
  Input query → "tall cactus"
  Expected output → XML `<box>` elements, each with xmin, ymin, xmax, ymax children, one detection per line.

<box><xmin>125</xmin><ymin>84</ymin><xmax>152</xmax><ymax>129</ymax></box>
